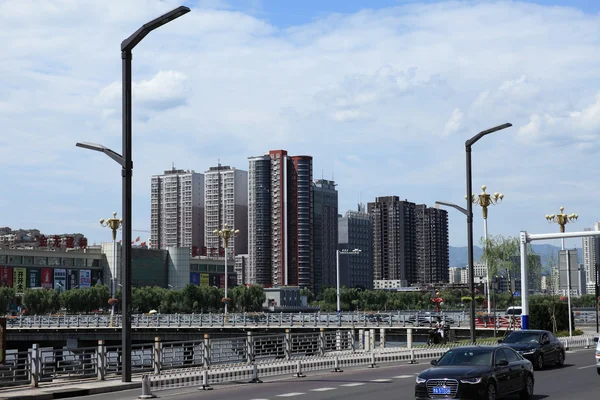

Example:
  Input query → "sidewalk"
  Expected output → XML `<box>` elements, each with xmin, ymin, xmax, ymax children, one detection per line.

<box><xmin>0</xmin><ymin>379</ymin><xmax>142</xmax><ymax>400</ymax></box>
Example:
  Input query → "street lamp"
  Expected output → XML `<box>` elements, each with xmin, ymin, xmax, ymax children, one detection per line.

<box><xmin>467</xmin><ymin>185</ymin><xmax>504</xmax><ymax>314</ymax></box>
<box><xmin>100</xmin><ymin>212</ymin><xmax>122</xmax><ymax>326</ymax></box>
<box><xmin>213</xmin><ymin>224</ymin><xmax>239</xmax><ymax>314</ymax></box>
<box><xmin>336</xmin><ymin>249</ymin><xmax>361</xmax><ymax>313</ymax></box>
<box><xmin>76</xmin><ymin>5</ymin><xmax>190</xmax><ymax>383</ymax></box>
<box><xmin>546</xmin><ymin>207</ymin><xmax>578</xmax><ymax>336</ymax></box>
<box><xmin>465</xmin><ymin>122</ymin><xmax>512</xmax><ymax>343</ymax></box>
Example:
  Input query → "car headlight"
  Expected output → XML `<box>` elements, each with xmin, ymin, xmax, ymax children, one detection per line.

<box><xmin>460</xmin><ymin>377</ymin><xmax>482</xmax><ymax>384</ymax></box>
<box><xmin>521</xmin><ymin>349</ymin><xmax>536</xmax><ymax>355</ymax></box>
<box><xmin>416</xmin><ymin>376</ymin><xmax>427</xmax><ymax>384</ymax></box>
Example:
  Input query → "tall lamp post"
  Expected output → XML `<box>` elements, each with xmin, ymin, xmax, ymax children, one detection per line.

<box><xmin>76</xmin><ymin>5</ymin><xmax>190</xmax><ymax>383</ymax></box>
<box><xmin>336</xmin><ymin>249</ymin><xmax>361</xmax><ymax>313</ymax></box>
<box><xmin>465</xmin><ymin>122</ymin><xmax>512</xmax><ymax>343</ymax></box>
<box><xmin>100</xmin><ymin>212</ymin><xmax>122</xmax><ymax>326</ymax></box>
<box><xmin>545</xmin><ymin>207</ymin><xmax>578</xmax><ymax>336</ymax></box>
<box><xmin>467</xmin><ymin>185</ymin><xmax>504</xmax><ymax>314</ymax></box>
<box><xmin>213</xmin><ymin>224</ymin><xmax>239</xmax><ymax>315</ymax></box>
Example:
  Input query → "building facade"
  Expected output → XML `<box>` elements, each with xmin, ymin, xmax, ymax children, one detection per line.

<box><xmin>368</xmin><ymin>196</ymin><xmax>416</xmax><ymax>286</ymax></box>
<box><xmin>338</xmin><ymin>204</ymin><xmax>373</xmax><ymax>289</ymax></box>
<box><xmin>150</xmin><ymin>168</ymin><xmax>204</xmax><ymax>250</ymax></box>
<box><xmin>247</xmin><ymin>155</ymin><xmax>272</xmax><ymax>286</ymax></box>
<box><xmin>313</xmin><ymin>179</ymin><xmax>338</xmax><ymax>292</ymax></box>
<box><xmin>415</xmin><ymin>205</ymin><xmax>449</xmax><ymax>284</ymax></box>
<box><xmin>582</xmin><ymin>223</ymin><xmax>600</xmax><ymax>286</ymax></box>
<box><xmin>204</xmin><ymin>164</ymin><xmax>248</xmax><ymax>256</ymax></box>
<box><xmin>247</xmin><ymin>150</ymin><xmax>314</xmax><ymax>289</ymax></box>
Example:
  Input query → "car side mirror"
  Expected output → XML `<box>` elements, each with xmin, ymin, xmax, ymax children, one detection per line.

<box><xmin>430</xmin><ymin>359</ymin><xmax>438</xmax><ymax>366</ymax></box>
<box><xmin>496</xmin><ymin>359</ymin><xmax>509</xmax><ymax>367</ymax></box>
<box><xmin>497</xmin><ymin>339</ymin><xmax>503</xmax><ymax>344</ymax></box>
<box><xmin>594</xmin><ymin>337</ymin><xmax>599</xmax><ymax>343</ymax></box>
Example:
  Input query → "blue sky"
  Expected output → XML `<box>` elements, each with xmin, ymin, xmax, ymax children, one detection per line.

<box><xmin>2</xmin><ymin>0</ymin><xmax>600</xmax><ymax>251</ymax></box>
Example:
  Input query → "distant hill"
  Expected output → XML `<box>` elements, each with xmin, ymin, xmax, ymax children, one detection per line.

<box><xmin>449</xmin><ymin>244</ymin><xmax>582</xmax><ymax>274</ymax></box>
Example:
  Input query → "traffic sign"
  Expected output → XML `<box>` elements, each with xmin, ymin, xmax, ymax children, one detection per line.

<box><xmin>0</xmin><ymin>318</ymin><xmax>5</xmax><ymax>365</ymax></box>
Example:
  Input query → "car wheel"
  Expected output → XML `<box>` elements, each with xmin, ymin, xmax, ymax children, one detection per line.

<box><xmin>520</xmin><ymin>374</ymin><xmax>534</xmax><ymax>400</ymax></box>
<box><xmin>556</xmin><ymin>351</ymin><xmax>564</xmax><ymax>367</ymax></box>
<box><xmin>484</xmin><ymin>383</ymin><xmax>496</xmax><ymax>400</ymax></box>
<box><xmin>534</xmin><ymin>354</ymin><xmax>544</xmax><ymax>370</ymax></box>
<box><xmin>597</xmin><ymin>367</ymin><xmax>600</xmax><ymax>376</ymax></box>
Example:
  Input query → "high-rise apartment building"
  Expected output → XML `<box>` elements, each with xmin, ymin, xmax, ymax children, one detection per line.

<box><xmin>247</xmin><ymin>150</ymin><xmax>313</xmax><ymax>288</ymax></box>
<box><xmin>204</xmin><ymin>164</ymin><xmax>248</xmax><ymax>256</ymax></box>
<box><xmin>247</xmin><ymin>155</ymin><xmax>272</xmax><ymax>286</ymax></box>
<box><xmin>150</xmin><ymin>168</ymin><xmax>204</xmax><ymax>250</ymax></box>
<box><xmin>368</xmin><ymin>196</ymin><xmax>416</xmax><ymax>286</ymax></box>
<box><xmin>338</xmin><ymin>204</ymin><xmax>372</xmax><ymax>289</ymax></box>
<box><xmin>582</xmin><ymin>222</ymin><xmax>600</xmax><ymax>285</ymax></box>
<box><xmin>313</xmin><ymin>179</ymin><xmax>338</xmax><ymax>292</ymax></box>
<box><xmin>415</xmin><ymin>205</ymin><xmax>449</xmax><ymax>284</ymax></box>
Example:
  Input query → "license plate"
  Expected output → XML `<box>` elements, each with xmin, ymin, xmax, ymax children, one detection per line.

<box><xmin>432</xmin><ymin>387</ymin><xmax>451</xmax><ymax>395</ymax></box>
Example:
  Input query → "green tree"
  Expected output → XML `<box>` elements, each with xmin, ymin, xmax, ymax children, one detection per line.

<box><xmin>0</xmin><ymin>287</ymin><xmax>15</xmax><ymax>314</ymax></box>
<box><xmin>23</xmin><ymin>289</ymin><xmax>61</xmax><ymax>314</ymax></box>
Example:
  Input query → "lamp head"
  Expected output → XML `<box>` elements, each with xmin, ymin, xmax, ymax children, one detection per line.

<box><xmin>113</xmin><ymin>212</ymin><xmax>117</xmax><ymax>218</ymax></box>
<box><xmin>481</xmin><ymin>185</ymin><xmax>487</xmax><ymax>192</ymax></box>
<box><xmin>213</xmin><ymin>229</ymin><xmax>219</xmax><ymax>235</ymax></box>
<box><xmin>560</xmin><ymin>206</ymin><xmax>565</xmax><ymax>213</ymax></box>
<box><xmin>234</xmin><ymin>229</ymin><xmax>240</xmax><ymax>235</ymax></box>
<box><xmin>100</xmin><ymin>218</ymin><xmax>105</xmax><ymax>224</ymax></box>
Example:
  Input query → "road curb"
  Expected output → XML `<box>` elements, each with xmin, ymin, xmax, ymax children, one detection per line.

<box><xmin>0</xmin><ymin>382</ymin><xmax>142</xmax><ymax>400</ymax></box>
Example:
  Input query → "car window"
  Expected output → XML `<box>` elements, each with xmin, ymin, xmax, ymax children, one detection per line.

<box><xmin>541</xmin><ymin>333</ymin><xmax>548</xmax><ymax>343</ymax></box>
<box><xmin>494</xmin><ymin>349</ymin><xmax>508</xmax><ymax>365</ymax></box>
<box><xmin>502</xmin><ymin>348</ymin><xmax>520</xmax><ymax>363</ymax></box>
<box><xmin>548</xmin><ymin>333</ymin><xmax>558</xmax><ymax>342</ymax></box>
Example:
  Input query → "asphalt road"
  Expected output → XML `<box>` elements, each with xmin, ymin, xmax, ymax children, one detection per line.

<box><xmin>74</xmin><ymin>349</ymin><xmax>599</xmax><ymax>400</ymax></box>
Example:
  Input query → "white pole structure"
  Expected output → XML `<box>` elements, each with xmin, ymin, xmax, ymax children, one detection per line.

<box><xmin>561</xmin><ymin>238</ymin><xmax>574</xmax><ymax>337</ymax></box>
<box><xmin>520</xmin><ymin>229</ymin><xmax>600</xmax><ymax>330</ymax></box>
<box><xmin>336</xmin><ymin>250</ymin><xmax>341</xmax><ymax>313</ymax></box>
<box><xmin>336</xmin><ymin>249</ymin><xmax>361</xmax><ymax>313</ymax></box>
<box><xmin>112</xmin><ymin>238</ymin><xmax>117</xmax><ymax>319</ymax></box>
<box><xmin>484</xmin><ymin>218</ymin><xmax>490</xmax><ymax>314</ymax></box>
<box><xmin>467</xmin><ymin>185</ymin><xmax>503</xmax><ymax>315</ymax></box>
<box><xmin>214</xmin><ymin>224</ymin><xmax>239</xmax><ymax>315</ymax></box>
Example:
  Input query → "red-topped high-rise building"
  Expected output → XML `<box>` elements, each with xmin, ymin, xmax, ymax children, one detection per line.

<box><xmin>247</xmin><ymin>150</ymin><xmax>313</xmax><ymax>289</ymax></box>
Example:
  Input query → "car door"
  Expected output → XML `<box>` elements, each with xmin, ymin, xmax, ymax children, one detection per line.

<box><xmin>502</xmin><ymin>348</ymin><xmax>525</xmax><ymax>393</ymax></box>
<box><xmin>493</xmin><ymin>349</ymin><xmax>511</xmax><ymax>395</ymax></box>
<box><xmin>539</xmin><ymin>332</ymin><xmax>555</xmax><ymax>363</ymax></box>
<box><xmin>548</xmin><ymin>332</ymin><xmax>563</xmax><ymax>361</ymax></box>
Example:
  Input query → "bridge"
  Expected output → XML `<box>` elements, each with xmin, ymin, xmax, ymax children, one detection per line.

<box><xmin>0</xmin><ymin>327</ymin><xmax>597</xmax><ymax>394</ymax></box>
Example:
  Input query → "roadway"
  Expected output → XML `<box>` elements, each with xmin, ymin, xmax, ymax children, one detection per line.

<box><xmin>67</xmin><ymin>348</ymin><xmax>599</xmax><ymax>400</ymax></box>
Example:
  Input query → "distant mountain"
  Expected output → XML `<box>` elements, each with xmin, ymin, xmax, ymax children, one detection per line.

<box><xmin>449</xmin><ymin>244</ymin><xmax>582</xmax><ymax>274</ymax></box>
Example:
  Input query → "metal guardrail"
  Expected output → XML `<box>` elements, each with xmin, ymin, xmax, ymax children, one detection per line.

<box><xmin>5</xmin><ymin>310</ymin><xmax>597</xmax><ymax>330</ymax></box>
<box><xmin>146</xmin><ymin>333</ymin><xmax>600</xmax><ymax>393</ymax></box>
<box><xmin>4</xmin><ymin>311</ymin><xmax>468</xmax><ymax>329</ymax></box>
<box><xmin>3</xmin><ymin>326</ymin><xmax>598</xmax><ymax>392</ymax></box>
<box><xmin>0</xmin><ymin>329</ymin><xmax>357</xmax><ymax>389</ymax></box>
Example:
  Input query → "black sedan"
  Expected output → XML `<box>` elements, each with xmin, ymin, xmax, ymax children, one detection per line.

<box><xmin>498</xmin><ymin>330</ymin><xmax>565</xmax><ymax>370</ymax></box>
<box><xmin>415</xmin><ymin>345</ymin><xmax>534</xmax><ymax>400</ymax></box>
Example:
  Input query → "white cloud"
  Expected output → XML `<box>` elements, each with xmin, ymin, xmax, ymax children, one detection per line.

<box><xmin>442</xmin><ymin>108</ymin><xmax>463</xmax><ymax>136</ymax></box>
<box><xmin>2</xmin><ymin>0</ymin><xmax>600</xmax><ymax>247</ymax></box>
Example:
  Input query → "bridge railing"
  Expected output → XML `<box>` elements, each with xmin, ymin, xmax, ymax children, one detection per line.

<box><xmin>0</xmin><ymin>329</ymin><xmax>356</xmax><ymax>389</ymax></box>
<box><xmin>2</xmin><ymin>328</ymin><xmax>597</xmax><ymax>391</ymax></box>
<box><xmin>4</xmin><ymin>311</ymin><xmax>469</xmax><ymax>329</ymax></box>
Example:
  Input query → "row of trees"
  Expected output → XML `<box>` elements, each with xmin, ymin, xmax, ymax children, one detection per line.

<box><xmin>0</xmin><ymin>284</ymin><xmax>266</xmax><ymax>315</ymax></box>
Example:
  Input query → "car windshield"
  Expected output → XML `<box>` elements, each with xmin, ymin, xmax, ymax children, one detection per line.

<box><xmin>503</xmin><ymin>332</ymin><xmax>540</xmax><ymax>344</ymax></box>
<box><xmin>436</xmin><ymin>349</ymin><xmax>492</xmax><ymax>366</ymax></box>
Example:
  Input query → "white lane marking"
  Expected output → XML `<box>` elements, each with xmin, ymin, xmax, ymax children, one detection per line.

<box><xmin>370</xmin><ymin>379</ymin><xmax>392</xmax><ymax>382</ymax></box>
<box><xmin>340</xmin><ymin>383</ymin><xmax>366</xmax><ymax>387</ymax></box>
<box><xmin>311</xmin><ymin>387</ymin><xmax>336</xmax><ymax>392</ymax></box>
<box><xmin>277</xmin><ymin>393</ymin><xmax>306</xmax><ymax>397</ymax></box>
<box><xmin>577</xmin><ymin>364</ymin><xmax>598</xmax><ymax>370</ymax></box>
<box><xmin>393</xmin><ymin>375</ymin><xmax>414</xmax><ymax>379</ymax></box>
